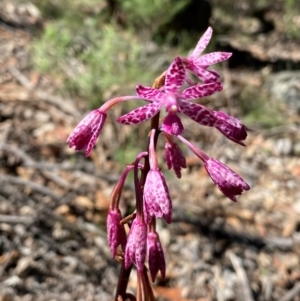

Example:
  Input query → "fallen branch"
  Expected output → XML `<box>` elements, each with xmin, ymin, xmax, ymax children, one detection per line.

<box><xmin>228</xmin><ymin>251</ymin><xmax>254</xmax><ymax>301</ymax></box>
<box><xmin>8</xmin><ymin>66</ymin><xmax>81</xmax><ymax>119</ymax></box>
<box><xmin>0</xmin><ymin>214</ymin><xmax>33</xmax><ymax>224</ymax></box>
<box><xmin>280</xmin><ymin>282</ymin><xmax>300</xmax><ymax>301</ymax></box>
<box><xmin>0</xmin><ymin>174</ymin><xmax>61</xmax><ymax>201</ymax></box>
<box><xmin>0</xmin><ymin>143</ymin><xmax>72</xmax><ymax>190</ymax></box>
<box><xmin>173</xmin><ymin>215</ymin><xmax>300</xmax><ymax>251</ymax></box>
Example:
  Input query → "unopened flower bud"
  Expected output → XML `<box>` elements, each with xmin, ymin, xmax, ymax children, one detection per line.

<box><xmin>147</xmin><ymin>231</ymin><xmax>166</xmax><ymax>282</ymax></box>
<box><xmin>124</xmin><ymin>217</ymin><xmax>147</xmax><ymax>272</ymax></box>
<box><xmin>107</xmin><ymin>209</ymin><xmax>127</xmax><ymax>258</ymax></box>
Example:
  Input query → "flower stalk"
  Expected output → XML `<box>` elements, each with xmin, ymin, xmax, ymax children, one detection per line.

<box><xmin>66</xmin><ymin>27</ymin><xmax>251</xmax><ymax>300</ymax></box>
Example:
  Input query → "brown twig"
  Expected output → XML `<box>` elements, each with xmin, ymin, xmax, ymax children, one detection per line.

<box><xmin>0</xmin><ymin>174</ymin><xmax>61</xmax><ymax>201</ymax></box>
<box><xmin>0</xmin><ymin>214</ymin><xmax>33</xmax><ymax>224</ymax></box>
<box><xmin>280</xmin><ymin>282</ymin><xmax>300</xmax><ymax>301</ymax></box>
<box><xmin>8</xmin><ymin>66</ymin><xmax>81</xmax><ymax>119</ymax></box>
<box><xmin>228</xmin><ymin>251</ymin><xmax>254</xmax><ymax>301</ymax></box>
<box><xmin>0</xmin><ymin>143</ymin><xmax>72</xmax><ymax>190</ymax></box>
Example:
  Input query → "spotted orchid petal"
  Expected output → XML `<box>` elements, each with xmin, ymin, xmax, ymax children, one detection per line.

<box><xmin>165</xmin><ymin>142</ymin><xmax>186</xmax><ymax>178</ymax></box>
<box><xmin>177</xmin><ymin>135</ymin><xmax>250</xmax><ymax>202</ymax></box>
<box><xmin>197</xmin><ymin>52</ymin><xmax>232</xmax><ymax>66</ymax></box>
<box><xmin>161</xmin><ymin>113</ymin><xmax>184</xmax><ymax>136</ymax></box>
<box><xmin>107</xmin><ymin>209</ymin><xmax>127</xmax><ymax>258</ymax></box>
<box><xmin>117</xmin><ymin>100</ymin><xmax>164</xmax><ymax>124</ymax></box>
<box><xmin>143</xmin><ymin>170</ymin><xmax>172</xmax><ymax>224</ymax></box>
<box><xmin>180</xmin><ymin>100</ymin><xmax>216</xmax><ymax>126</ymax></box>
<box><xmin>67</xmin><ymin>109</ymin><xmax>107</xmax><ymax>157</ymax></box>
<box><xmin>189</xmin><ymin>27</ymin><xmax>213</xmax><ymax>60</ymax></box>
<box><xmin>180</xmin><ymin>81</ymin><xmax>222</xmax><ymax>100</ymax></box>
<box><xmin>147</xmin><ymin>231</ymin><xmax>166</xmax><ymax>282</ymax></box>
<box><xmin>136</xmin><ymin>84</ymin><xmax>164</xmax><ymax>102</ymax></box>
<box><xmin>204</xmin><ymin>158</ymin><xmax>250</xmax><ymax>202</ymax></box>
<box><xmin>124</xmin><ymin>217</ymin><xmax>147</xmax><ymax>272</ymax></box>
<box><xmin>213</xmin><ymin>111</ymin><xmax>249</xmax><ymax>145</ymax></box>
<box><xmin>188</xmin><ymin>64</ymin><xmax>220</xmax><ymax>83</ymax></box>
<box><xmin>165</xmin><ymin>57</ymin><xmax>185</xmax><ymax>94</ymax></box>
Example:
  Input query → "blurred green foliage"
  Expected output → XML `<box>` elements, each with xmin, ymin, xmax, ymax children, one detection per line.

<box><xmin>31</xmin><ymin>0</ymin><xmax>299</xmax><ymax>127</ymax></box>
<box><xmin>284</xmin><ymin>0</ymin><xmax>300</xmax><ymax>38</ymax></box>
<box><xmin>240</xmin><ymin>88</ymin><xmax>285</xmax><ymax>128</ymax></box>
<box><xmin>31</xmin><ymin>0</ymin><xmax>193</xmax><ymax>108</ymax></box>
<box><xmin>32</xmin><ymin>25</ymin><xmax>150</xmax><ymax>107</ymax></box>
<box><xmin>115</xmin><ymin>0</ymin><xmax>190</xmax><ymax>32</ymax></box>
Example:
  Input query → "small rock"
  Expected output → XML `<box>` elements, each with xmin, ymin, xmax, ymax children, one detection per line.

<box><xmin>0</xmin><ymin>287</ymin><xmax>15</xmax><ymax>301</ymax></box>
<box><xmin>15</xmin><ymin>257</ymin><xmax>31</xmax><ymax>278</ymax></box>
<box><xmin>3</xmin><ymin>275</ymin><xmax>22</xmax><ymax>287</ymax></box>
<box><xmin>74</xmin><ymin>196</ymin><xmax>94</xmax><ymax>210</ymax></box>
<box><xmin>293</xmin><ymin>142</ymin><xmax>300</xmax><ymax>156</ymax></box>
<box><xmin>266</xmin><ymin>71</ymin><xmax>300</xmax><ymax>114</ymax></box>
<box><xmin>275</xmin><ymin>138</ymin><xmax>293</xmax><ymax>156</ymax></box>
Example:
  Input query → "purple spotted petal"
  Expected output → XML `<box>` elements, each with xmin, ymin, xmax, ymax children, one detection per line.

<box><xmin>197</xmin><ymin>52</ymin><xmax>232</xmax><ymax>66</ymax></box>
<box><xmin>189</xmin><ymin>65</ymin><xmax>220</xmax><ymax>83</ymax></box>
<box><xmin>117</xmin><ymin>100</ymin><xmax>164</xmax><ymax>124</ymax></box>
<box><xmin>180</xmin><ymin>100</ymin><xmax>216</xmax><ymax>126</ymax></box>
<box><xmin>208</xmin><ymin>69</ymin><xmax>221</xmax><ymax>78</ymax></box>
<box><xmin>165</xmin><ymin>57</ymin><xmax>185</xmax><ymax>94</ymax></box>
<box><xmin>189</xmin><ymin>27</ymin><xmax>213</xmax><ymax>60</ymax></box>
<box><xmin>124</xmin><ymin>217</ymin><xmax>147</xmax><ymax>272</ymax></box>
<box><xmin>204</xmin><ymin>158</ymin><xmax>250</xmax><ymax>202</ymax></box>
<box><xmin>143</xmin><ymin>170</ymin><xmax>172</xmax><ymax>224</ymax></box>
<box><xmin>213</xmin><ymin>111</ymin><xmax>248</xmax><ymax>145</ymax></box>
<box><xmin>107</xmin><ymin>209</ymin><xmax>127</xmax><ymax>258</ymax></box>
<box><xmin>136</xmin><ymin>84</ymin><xmax>164</xmax><ymax>102</ymax></box>
<box><xmin>67</xmin><ymin>109</ymin><xmax>107</xmax><ymax>157</ymax></box>
<box><xmin>165</xmin><ymin>142</ymin><xmax>186</xmax><ymax>178</ymax></box>
<box><xmin>180</xmin><ymin>81</ymin><xmax>222</xmax><ymax>100</ymax></box>
<box><xmin>147</xmin><ymin>231</ymin><xmax>166</xmax><ymax>282</ymax></box>
<box><xmin>161</xmin><ymin>113</ymin><xmax>184</xmax><ymax>136</ymax></box>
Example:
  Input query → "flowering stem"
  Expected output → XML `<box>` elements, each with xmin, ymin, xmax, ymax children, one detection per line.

<box><xmin>149</xmin><ymin>217</ymin><xmax>156</xmax><ymax>233</ymax></box>
<box><xmin>148</xmin><ymin>129</ymin><xmax>158</xmax><ymax>170</ymax></box>
<box><xmin>177</xmin><ymin>135</ymin><xmax>210</xmax><ymax>162</ymax></box>
<box><xmin>115</xmin><ymin>262</ymin><xmax>133</xmax><ymax>301</ymax></box>
<box><xmin>134</xmin><ymin>152</ymin><xmax>148</xmax><ymax>218</ymax></box>
<box><xmin>110</xmin><ymin>164</ymin><xmax>134</xmax><ymax>210</ymax></box>
<box><xmin>120</xmin><ymin>211</ymin><xmax>136</xmax><ymax>225</ymax></box>
<box><xmin>125</xmin><ymin>293</ymin><xmax>137</xmax><ymax>301</ymax></box>
<box><xmin>114</xmin><ymin>72</ymin><xmax>166</xmax><ymax>301</ymax></box>
<box><xmin>100</xmin><ymin>95</ymin><xmax>150</xmax><ymax>112</ymax></box>
<box><xmin>140</xmin><ymin>71</ymin><xmax>165</xmax><ymax>186</ymax></box>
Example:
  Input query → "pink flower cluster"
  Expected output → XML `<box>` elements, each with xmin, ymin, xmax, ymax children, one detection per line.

<box><xmin>67</xmin><ymin>27</ymin><xmax>250</xmax><ymax>283</ymax></box>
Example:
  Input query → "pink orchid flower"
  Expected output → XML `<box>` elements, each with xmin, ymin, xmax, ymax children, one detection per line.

<box><xmin>117</xmin><ymin>57</ymin><xmax>222</xmax><ymax>136</ymax></box>
<box><xmin>67</xmin><ymin>109</ymin><xmax>107</xmax><ymax>157</ymax></box>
